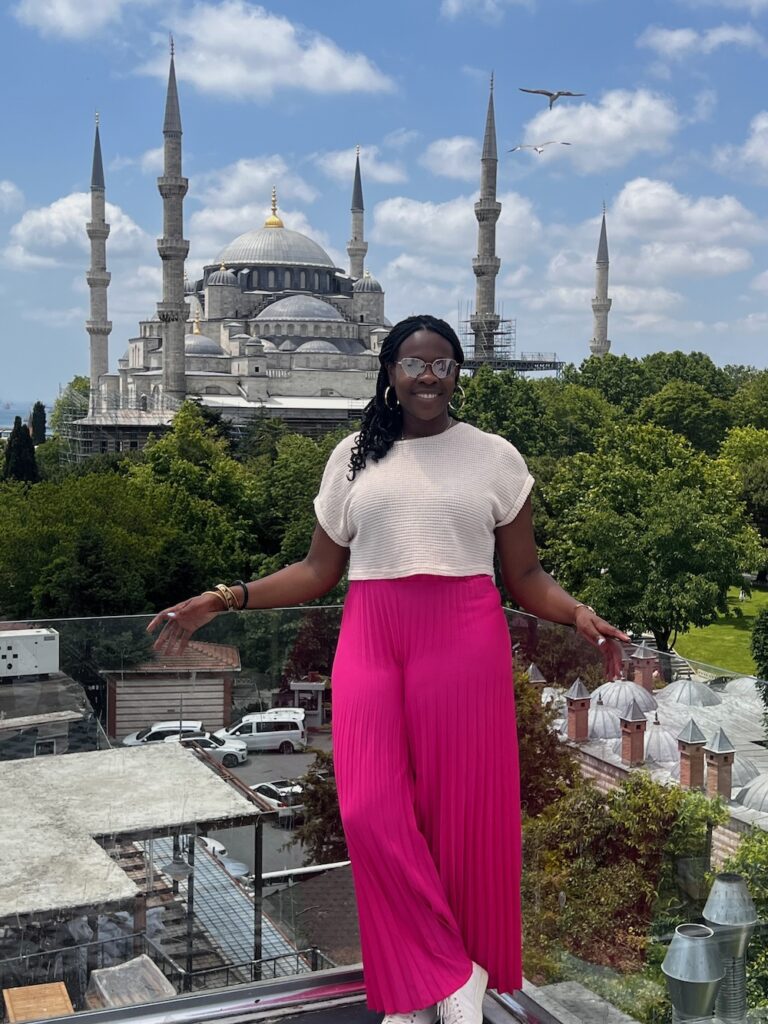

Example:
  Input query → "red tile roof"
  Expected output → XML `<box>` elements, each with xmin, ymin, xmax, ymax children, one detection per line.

<box><xmin>115</xmin><ymin>641</ymin><xmax>241</xmax><ymax>675</ymax></box>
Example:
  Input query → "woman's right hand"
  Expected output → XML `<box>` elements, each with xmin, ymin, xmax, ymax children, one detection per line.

<box><xmin>147</xmin><ymin>592</ymin><xmax>223</xmax><ymax>654</ymax></box>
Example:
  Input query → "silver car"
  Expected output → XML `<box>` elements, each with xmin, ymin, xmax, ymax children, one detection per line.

<box><xmin>166</xmin><ymin>732</ymin><xmax>247</xmax><ymax>767</ymax></box>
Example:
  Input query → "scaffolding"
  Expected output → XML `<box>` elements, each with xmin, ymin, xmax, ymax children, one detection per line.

<box><xmin>458</xmin><ymin>300</ymin><xmax>564</xmax><ymax>376</ymax></box>
<box><xmin>57</xmin><ymin>388</ymin><xmax>179</xmax><ymax>464</ymax></box>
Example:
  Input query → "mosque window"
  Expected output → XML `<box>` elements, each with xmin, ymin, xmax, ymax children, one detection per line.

<box><xmin>285</xmin><ymin>270</ymin><xmax>292</xmax><ymax>289</ymax></box>
<box><xmin>139</xmin><ymin>395</ymin><xmax>148</xmax><ymax>411</ymax></box>
<box><xmin>268</xmin><ymin>270</ymin><xmax>275</xmax><ymax>288</ymax></box>
<box><xmin>301</xmin><ymin>324</ymin><xmax>308</xmax><ymax>336</ymax></box>
<box><xmin>288</xmin><ymin>323</ymin><xmax>295</xmax><ymax>335</ymax></box>
<box><xmin>314</xmin><ymin>272</ymin><xmax>319</xmax><ymax>290</ymax></box>
<box><xmin>300</xmin><ymin>271</ymin><xmax>307</xmax><ymax>289</ymax></box>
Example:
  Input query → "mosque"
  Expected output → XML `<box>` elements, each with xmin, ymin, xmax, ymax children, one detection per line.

<box><xmin>73</xmin><ymin>54</ymin><xmax>612</xmax><ymax>456</ymax></box>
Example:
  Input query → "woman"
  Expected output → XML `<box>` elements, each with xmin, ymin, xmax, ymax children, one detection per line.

<box><xmin>149</xmin><ymin>314</ymin><xmax>628</xmax><ymax>1024</ymax></box>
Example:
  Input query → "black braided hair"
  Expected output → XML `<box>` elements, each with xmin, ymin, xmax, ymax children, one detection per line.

<box><xmin>347</xmin><ymin>314</ymin><xmax>464</xmax><ymax>480</ymax></box>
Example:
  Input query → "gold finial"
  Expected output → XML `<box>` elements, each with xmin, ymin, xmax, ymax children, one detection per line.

<box><xmin>169</xmin><ymin>33</ymin><xmax>175</xmax><ymax>58</ymax></box>
<box><xmin>356</xmin><ymin>144</ymin><xmax>360</xmax><ymax>158</ymax></box>
<box><xmin>220</xmin><ymin>262</ymin><xmax>227</xmax><ymax>272</ymax></box>
<box><xmin>263</xmin><ymin>185</ymin><xmax>284</xmax><ymax>228</ymax></box>
<box><xmin>95</xmin><ymin>111</ymin><xmax>100</xmax><ymax>127</ymax></box>
<box><xmin>193</xmin><ymin>308</ymin><xmax>201</xmax><ymax>334</ymax></box>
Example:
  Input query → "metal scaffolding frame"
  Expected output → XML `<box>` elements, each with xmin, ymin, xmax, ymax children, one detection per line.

<box><xmin>458</xmin><ymin>300</ymin><xmax>564</xmax><ymax>376</ymax></box>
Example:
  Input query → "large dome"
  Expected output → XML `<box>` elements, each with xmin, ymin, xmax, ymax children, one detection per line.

<box><xmin>295</xmin><ymin>339</ymin><xmax>341</xmax><ymax>353</ymax></box>
<box><xmin>256</xmin><ymin>295</ymin><xmax>345</xmax><ymax>322</ymax></box>
<box><xmin>215</xmin><ymin>226</ymin><xmax>335</xmax><ymax>269</ymax></box>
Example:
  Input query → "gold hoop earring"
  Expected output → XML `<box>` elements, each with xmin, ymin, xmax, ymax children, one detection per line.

<box><xmin>384</xmin><ymin>386</ymin><xmax>399</xmax><ymax>408</ymax></box>
<box><xmin>449</xmin><ymin>384</ymin><xmax>466</xmax><ymax>412</ymax></box>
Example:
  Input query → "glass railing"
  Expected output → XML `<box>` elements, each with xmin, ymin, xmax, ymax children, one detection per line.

<box><xmin>1</xmin><ymin>606</ymin><xmax>767</xmax><ymax>1024</ymax></box>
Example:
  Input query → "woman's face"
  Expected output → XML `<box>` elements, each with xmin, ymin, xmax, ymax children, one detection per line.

<box><xmin>387</xmin><ymin>329</ymin><xmax>459</xmax><ymax>424</ymax></box>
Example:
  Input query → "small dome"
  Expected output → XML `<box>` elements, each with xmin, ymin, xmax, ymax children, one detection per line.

<box><xmin>208</xmin><ymin>265</ymin><xmax>238</xmax><ymax>287</ymax></box>
<box><xmin>279</xmin><ymin>339</ymin><xmax>297</xmax><ymax>351</ymax></box>
<box><xmin>591</xmin><ymin>679</ymin><xmax>658</xmax><ymax>714</ymax></box>
<box><xmin>588</xmin><ymin>701</ymin><xmax>622</xmax><ymax>740</ymax></box>
<box><xmin>295</xmin><ymin>339</ymin><xmax>341</xmax><ymax>353</ymax></box>
<box><xmin>353</xmin><ymin>269</ymin><xmax>383</xmax><ymax>293</ymax></box>
<box><xmin>184</xmin><ymin>273</ymin><xmax>195</xmax><ymax>295</ymax></box>
<box><xmin>657</xmin><ymin>678</ymin><xmax>722</xmax><ymax>708</ymax></box>
<box><xmin>184</xmin><ymin>332</ymin><xmax>225</xmax><ymax>356</ymax></box>
<box><xmin>725</xmin><ymin>676</ymin><xmax>764</xmax><ymax>699</ymax></box>
<box><xmin>643</xmin><ymin>719</ymin><xmax>679</xmax><ymax>764</ymax></box>
<box><xmin>260</xmin><ymin>338</ymin><xmax>277</xmax><ymax>351</ymax></box>
<box><xmin>256</xmin><ymin>294</ymin><xmax>345</xmax><ymax>322</ymax></box>
<box><xmin>736</xmin><ymin>773</ymin><xmax>768</xmax><ymax>812</ymax></box>
<box><xmin>733</xmin><ymin>755</ymin><xmax>761</xmax><ymax>789</ymax></box>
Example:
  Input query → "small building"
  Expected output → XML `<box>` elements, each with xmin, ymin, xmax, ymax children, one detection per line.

<box><xmin>100</xmin><ymin>641</ymin><xmax>240</xmax><ymax>740</ymax></box>
<box><xmin>0</xmin><ymin>671</ymin><xmax>100</xmax><ymax>760</ymax></box>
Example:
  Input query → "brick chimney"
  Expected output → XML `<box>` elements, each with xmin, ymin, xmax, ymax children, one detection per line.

<box><xmin>677</xmin><ymin>718</ymin><xmax>706</xmax><ymax>790</ymax></box>
<box><xmin>565</xmin><ymin>677</ymin><xmax>590</xmax><ymax>742</ymax></box>
<box><xmin>620</xmin><ymin>699</ymin><xmax>647</xmax><ymax>767</ymax></box>
<box><xmin>630</xmin><ymin>642</ymin><xmax>659</xmax><ymax>693</ymax></box>
<box><xmin>705</xmin><ymin>727</ymin><xmax>735</xmax><ymax>800</ymax></box>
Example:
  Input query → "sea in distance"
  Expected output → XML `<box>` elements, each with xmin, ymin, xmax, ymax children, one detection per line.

<box><xmin>0</xmin><ymin>400</ymin><xmax>47</xmax><ymax>434</ymax></box>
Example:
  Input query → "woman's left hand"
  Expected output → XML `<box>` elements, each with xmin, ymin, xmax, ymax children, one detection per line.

<box><xmin>574</xmin><ymin>606</ymin><xmax>630</xmax><ymax>680</ymax></box>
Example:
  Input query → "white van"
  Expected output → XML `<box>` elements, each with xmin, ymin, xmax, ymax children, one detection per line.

<box><xmin>215</xmin><ymin>710</ymin><xmax>307</xmax><ymax>754</ymax></box>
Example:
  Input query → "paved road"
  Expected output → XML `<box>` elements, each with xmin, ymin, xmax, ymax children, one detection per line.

<box><xmin>207</xmin><ymin>732</ymin><xmax>334</xmax><ymax>877</ymax></box>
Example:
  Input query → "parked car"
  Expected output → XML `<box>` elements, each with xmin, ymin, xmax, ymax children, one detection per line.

<box><xmin>122</xmin><ymin>720</ymin><xmax>205</xmax><ymax>746</ymax></box>
<box><xmin>216</xmin><ymin>711</ymin><xmax>307</xmax><ymax>753</ymax></box>
<box><xmin>165</xmin><ymin>731</ymin><xmax>247</xmax><ymax>767</ymax></box>
<box><xmin>250</xmin><ymin>780</ymin><xmax>305</xmax><ymax>824</ymax></box>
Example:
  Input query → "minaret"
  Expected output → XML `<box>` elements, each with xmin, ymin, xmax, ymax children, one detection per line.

<box><xmin>589</xmin><ymin>207</ymin><xmax>612</xmax><ymax>358</ymax></box>
<box><xmin>347</xmin><ymin>146</ymin><xmax>367</xmax><ymax>280</ymax></box>
<box><xmin>156</xmin><ymin>39</ymin><xmax>189</xmax><ymax>405</ymax></box>
<box><xmin>86</xmin><ymin>114</ymin><xmax>112</xmax><ymax>411</ymax></box>
<box><xmin>470</xmin><ymin>74</ymin><xmax>501</xmax><ymax>359</ymax></box>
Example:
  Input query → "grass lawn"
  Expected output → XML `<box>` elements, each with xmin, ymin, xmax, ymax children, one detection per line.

<box><xmin>675</xmin><ymin>586</ymin><xmax>768</xmax><ymax>674</ymax></box>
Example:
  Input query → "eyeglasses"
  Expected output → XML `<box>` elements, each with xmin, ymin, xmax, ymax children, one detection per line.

<box><xmin>395</xmin><ymin>357</ymin><xmax>459</xmax><ymax>379</ymax></box>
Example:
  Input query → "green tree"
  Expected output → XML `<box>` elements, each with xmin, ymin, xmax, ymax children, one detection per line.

<box><xmin>514</xmin><ymin>668</ymin><xmax>579</xmax><ymax>816</ymax></box>
<box><xmin>288</xmin><ymin>749</ymin><xmax>348</xmax><ymax>864</ymax></box>
<box><xmin>722</xmin><ymin>829</ymin><xmax>768</xmax><ymax>1007</ymax></box>
<box><xmin>733</xmin><ymin>371</ymin><xmax>768</xmax><ymax>430</ymax></box>
<box><xmin>638</xmin><ymin>380</ymin><xmax>733</xmax><ymax>454</ymax></box>
<box><xmin>28</xmin><ymin>401</ymin><xmax>47</xmax><ymax>445</ymax></box>
<box><xmin>532</xmin><ymin>379</ymin><xmax>615</xmax><ymax>457</ymax></box>
<box><xmin>643</xmin><ymin>351</ymin><xmax>736</xmax><ymax>400</ymax></box>
<box><xmin>542</xmin><ymin>424</ymin><xmax>762</xmax><ymax>650</ymax></box>
<box><xmin>751</xmin><ymin>609</ymin><xmax>768</xmax><ymax>681</ymax></box>
<box><xmin>565</xmin><ymin>354</ymin><xmax>654</xmax><ymax>412</ymax></box>
<box><xmin>719</xmin><ymin>427</ymin><xmax>768</xmax><ymax>541</ymax></box>
<box><xmin>3</xmin><ymin>417</ymin><xmax>39</xmax><ymax>483</ymax></box>
<box><xmin>461</xmin><ymin>365</ymin><xmax>546</xmax><ymax>456</ymax></box>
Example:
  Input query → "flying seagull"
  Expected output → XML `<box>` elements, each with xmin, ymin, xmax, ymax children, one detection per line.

<box><xmin>509</xmin><ymin>142</ymin><xmax>572</xmax><ymax>154</ymax></box>
<box><xmin>519</xmin><ymin>88</ymin><xmax>585</xmax><ymax>109</ymax></box>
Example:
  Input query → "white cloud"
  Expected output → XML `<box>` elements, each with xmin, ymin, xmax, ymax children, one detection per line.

<box><xmin>750</xmin><ymin>269</ymin><xmax>768</xmax><ymax>291</ymax></box>
<box><xmin>521</xmin><ymin>90</ymin><xmax>680</xmax><ymax>173</ymax></box>
<box><xmin>314</xmin><ymin>145</ymin><xmax>406</xmax><ymax>186</ymax></box>
<box><xmin>713</xmin><ymin>110</ymin><xmax>768</xmax><ymax>182</ymax></box>
<box><xmin>0</xmin><ymin>181</ymin><xmax>23</xmax><ymax>213</ymax></box>
<box><xmin>637</xmin><ymin>22</ymin><xmax>766</xmax><ymax>59</ymax></box>
<box><xmin>679</xmin><ymin>0</ymin><xmax>768</xmax><ymax>13</ymax></box>
<box><xmin>110</xmin><ymin>146</ymin><xmax>164</xmax><ymax>174</ymax></box>
<box><xmin>609</xmin><ymin>177</ymin><xmax>766</xmax><ymax>244</ymax></box>
<box><xmin>4</xmin><ymin>192</ymin><xmax>150</xmax><ymax>270</ymax></box>
<box><xmin>419</xmin><ymin>137</ymin><xmax>480</xmax><ymax>181</ymax></box>
<box><xmin>384</xmin><ymin>128</ymin><xmax>420</xmax><ymax>150</ymax></box>
<box><xmin>518</xmin><ymin>284</ymin><xmax>683</xmax><ymax>315</ymax></box>
<box><xmin>140</xmin><ymin>2</ymin><xmax>393</xmax><ymax>99</ymax></box>
<box><xmin>194</xmin><ymin>156</ymin><xmax>317</xmax><ymax>208</ymax></box>
<box><xmin>13</xmin><ymin>0</ymin><xmax>147</xmax><ymax>38</ymax></box>
<box><xmin>440</xmin><ymin>0</ymin><xmax>533</xmax><ymax>20</ymax></box>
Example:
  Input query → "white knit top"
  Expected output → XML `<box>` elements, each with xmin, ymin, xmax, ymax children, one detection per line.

<box><xmin>313</xmin><ymin>421</ymin><xmax>534</xmax><ymax>580</ymax></box>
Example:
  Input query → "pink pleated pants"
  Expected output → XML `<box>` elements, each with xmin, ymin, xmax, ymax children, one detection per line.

<box><xmin>331</xmin><ymin>574</ymin><xmax>522</xmax><ymax>1014</ymax></box>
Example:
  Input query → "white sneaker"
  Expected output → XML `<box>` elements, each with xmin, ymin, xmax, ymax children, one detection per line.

<box><xmin>436</xmin><ymin>962</ymin><xmax>488</xmax><ymax>1024</ymax></box>
<box><xmin>382</xmin><ymin>1007</ymin><xmax>437</xmax><ymax>1024</ymax></box>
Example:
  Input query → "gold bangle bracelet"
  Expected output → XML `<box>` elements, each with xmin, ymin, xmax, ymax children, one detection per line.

<box><xmin>214</xmin><ymin>583</ymin><xmax>239</xmax><ymax>611</ymax></box>
<box><xmin>203</xmin><ymin>589</ymin><xmax>229</xmax><ymax>610</ymax></box>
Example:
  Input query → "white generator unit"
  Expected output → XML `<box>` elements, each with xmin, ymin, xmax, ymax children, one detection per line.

<box><xmin>0</xmin><ymin>628</ymin><xmax>60</xmax><ymax>679</ymax></box>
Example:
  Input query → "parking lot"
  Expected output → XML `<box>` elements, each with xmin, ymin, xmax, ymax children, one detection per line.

<box><xmin>206</xmin><ymin>730</ymin><xmax>334</xmax><ymax>876</ymax></box>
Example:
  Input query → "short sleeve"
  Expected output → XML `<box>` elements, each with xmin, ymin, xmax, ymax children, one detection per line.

<box><xmin>492</xmin><ymin>439</ymin><xmax>535</xmax><ymax>527</ymax></box>
<box><xmin>313</xmin><ymin>438</ymin><xmax>355</xmax><ymax>547</ymax></box>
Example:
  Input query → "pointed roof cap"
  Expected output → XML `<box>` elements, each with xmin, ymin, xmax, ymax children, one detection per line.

<box><xmin>630</xmin><ymin>641</ymin><xmax>657</xmax><ymax>661</ymax></box>
<box><xmin>705</xmin><ymin>727</ymin><xmax>736</xmax><ymax>755</ymax></box>
<box><xmin>565</xmin><ymin>678</ymin><xmax>590</xmax><ymax>700</ymax></box>
<box><xmin>620</xmin><ymin>699</ymin><xmax>647</xmax><ymax>723</ymax></box>
<box><xmin>351</xmin><ymin>145</ymin><xmax>364</xmax><ymax>212</ymax></box>
<box><xmin>677</xmin><ymin>718</ymin><xmax>706</xmax><ymax>744</ymax></box>
<box><xmin>91</xmin><ymin>115</ymin><xmax>105</xmax><ymax>191</ymax></box>
<box><xmin>482</xmin><ymin>77</ymin><xmax>497</xmax><ymax>162</ymax></box>
<box><xmin>163</xmin><ymin>52</ymin><xmax>182</xmax><ymax>134</ymax></box>
<box><xmin>596</xmin><ymin>211</ymin><xmax>609</xmax><ymax>264</ymax></box>
<box><xmin>263</xmin><ymin>185</ymin><xmax>284</xmax><ymax>229</ymax></box>
<box><xmin>527</xmin><ymin>662</ymin><xmax>546</xmax><ymax>684</ymax></box>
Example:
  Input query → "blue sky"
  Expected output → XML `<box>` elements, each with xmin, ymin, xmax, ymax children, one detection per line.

<box><xmin>3</xmin><ymin>0</ymin><xmax>768</xmax><ymax>403</ymax></box>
